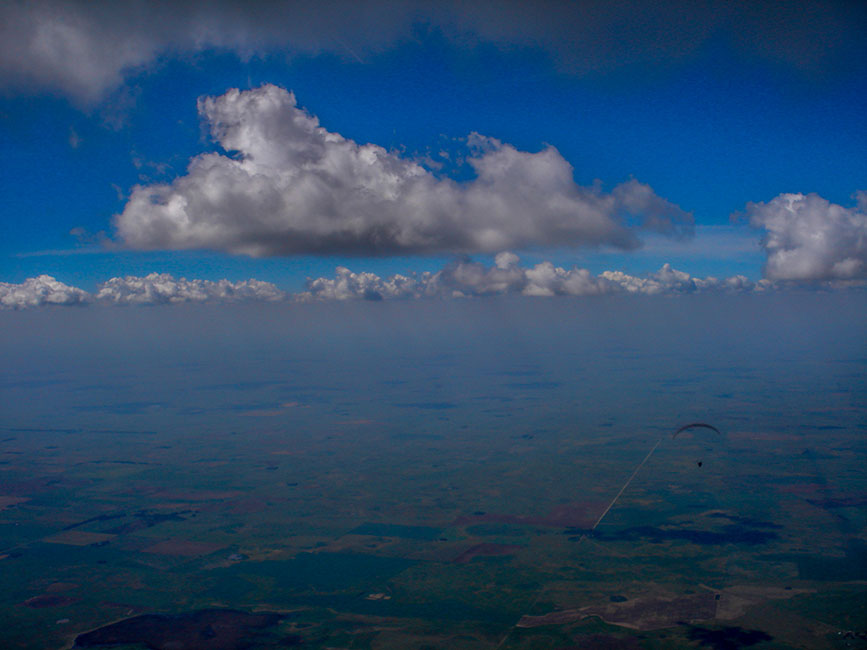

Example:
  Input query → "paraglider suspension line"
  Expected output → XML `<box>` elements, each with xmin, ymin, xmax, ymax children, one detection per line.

<box><xmin>592</xmin><ymin>437</ymin><xmax>662</xmax><ymax>531</ymax></box>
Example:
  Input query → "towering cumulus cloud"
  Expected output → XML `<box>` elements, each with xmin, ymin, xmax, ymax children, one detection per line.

<box><xmin>747</xmin><ymin>192</ymin><xmax>867</xmax><ymax>281</ymax></box>
<box><xmin>114</xmin><ymin>85</ymin><xmax>691</xmax><ymax>257</ymax></box>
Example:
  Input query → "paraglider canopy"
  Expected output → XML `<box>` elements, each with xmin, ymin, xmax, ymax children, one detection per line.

<box><xmin>672</xmin><ymin>422</ymin><xmax>722</xmax><ymax>439</ymax></box>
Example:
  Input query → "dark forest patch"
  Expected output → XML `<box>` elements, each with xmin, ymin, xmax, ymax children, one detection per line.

<box><xmin>107</xmin><ymin>509</ymin><xmax>192</xmax><ymax>534</ymax></box>
<box><xmin>74</xmin><ymin>609</ymin><xmax>282</xmax><ymax>649</ymax></box>
<box><xmin>705</xmin><ymin>513</ymin><xmax>782</xmax><ymax>529</ymax></box>
<box><xmin>687</xmin><ymin>625</ymin><xmax>772</xmax><ymax>649</ymax></box>
<box><xmin>62</xmin><ymin>512</ymin><xmax>126</xmax><ymax>531</ymax></box>
<box><xmin>565</xmin><ymin>634</ymin><xmax>644</xmax><ymax>649</ymax></box>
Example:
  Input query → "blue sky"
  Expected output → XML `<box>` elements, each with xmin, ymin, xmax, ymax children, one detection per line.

<box><xmin>1</xmin><ymin>1</ymin><xmax>865</xmax><ymax>303</ymax></box>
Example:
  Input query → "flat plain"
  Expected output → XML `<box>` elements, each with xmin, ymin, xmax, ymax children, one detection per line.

<box><xmin>1</xmin><ymin>298</ymin><xmax>864</xmax><ymax>649</ymax></box>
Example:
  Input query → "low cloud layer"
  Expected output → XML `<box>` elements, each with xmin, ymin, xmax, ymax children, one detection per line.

<box><xmin>2</xmin><ymin>1</ymin><xmax>862</xmax><ymax>103</ymax></box>
<box><xmin>299</xmin><ymin>254</ymin><xmax>759</xmax><ymax>301</ymax></box>
<box><xmin>17</xmin><ymin>237</ymin><xmax>867</xmax><ymax>309</ymax></box>
<box><xmin>0</xmin><ymin>274</ymin><xmax>283</xmax><ymax>309</ymax></box>
<box><xmin>95</xmin><ymin>273</ymin><xmax>285</xmax><ymax>305</ymax></box>
<box><xmin>746</xmin><ymin>192</ymin><xmax>867</xmax><ymax>281</ymax></box>
<box><xmin>115</xmin><ymin>85</ymin><xmax>691</xmax><ymax>257</ymax></box>
<box><xmin>0</xmin><ymin>257</ymin><xmax>763</xmax><ymax>309</ymax></box>
<box><xmin>0</xmin><ymin>275</ymin><xmax>90</xmax><ymax>309</ymax></box>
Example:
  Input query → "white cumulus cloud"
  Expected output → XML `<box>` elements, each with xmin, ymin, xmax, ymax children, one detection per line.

<box><xmin>436</xmin><ymin>252</ymin><xmax>529</xmax><ymax>297</ymax></box>
<box><xmin>600</xmin><ymin>263</ymin><xmax>753</xmax><ymax>294</ymax></box>
<box><xmin>301</xmin><ymin>268</ymin><xmax>429</xmax><ymax>302</ymax></box>
<box><xmin>0</xmin><ymin>275</ymin><xmax>91</xmax><ymax>309</ymax></box>
<box><xmin>95</xmin><ymin>273</ymin><xmax>284</xmax><ymax>305</ymax></box>
<box><xmin>114</xmin><ymin>85</ymin><xmax>692</xmax><ymax>257</ymax></box>
<box><xmin>746</xmin><ymin>191</ymin><xmax>867</xmax><ymax>281</ymax></box>
<box><xmin>0</xmin><ymin>257</ymin><xmax>791</xmax><ymax>310</ymax></box>
<box><xmin>300</xmin><ymin>254</ymin><xmax>756</xmax><ymax>301</ymax></box>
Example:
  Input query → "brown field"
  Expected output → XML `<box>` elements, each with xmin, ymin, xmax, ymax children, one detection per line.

<box><xmin>24</xmin><ymin>594</ymin><xmax>78</xmax><ymax>609</ymax></box>
<box><xmin>452</xmin><ymin>542</ymin><xmax>524</xmax><ymax>564</ymax></box>
<box><xmin>519</xmin><ymin>591</ymin><xmax>718</xmax><ymax>631</ymax></box>
<box><xmin>714</xmin><ymin>585</ymin><xmax>814</xmax><ymax>620</ymax></box>
<box><xmin>0</xmin><ymin>496</ymin><xmax>29</xmax><ymax>509</ymax></box>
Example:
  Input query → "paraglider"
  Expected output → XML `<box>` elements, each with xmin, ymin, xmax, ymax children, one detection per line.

<box><xmin>591</xmin><ymin>421</ymin><xmax>724</xmax><ymax>529</ymax></box>
<box><xmin>672</xmin><ymin>423</ymin><xmax>722</xmax><ymax>468</ymax></box>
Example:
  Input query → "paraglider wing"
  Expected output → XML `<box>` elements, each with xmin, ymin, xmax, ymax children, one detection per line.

<box><xmin>672</xmin><ymin>422</ymin><xmax>722</xmax><ymax>439</ymax></box>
